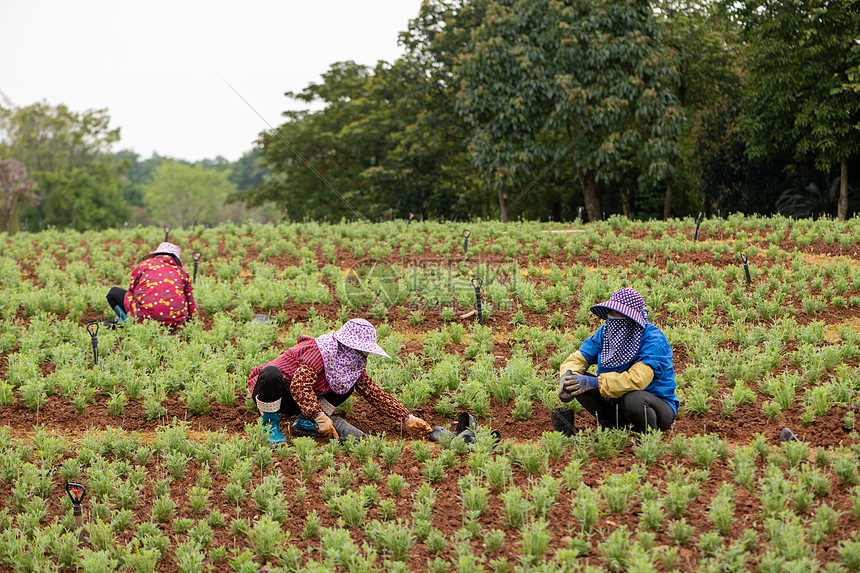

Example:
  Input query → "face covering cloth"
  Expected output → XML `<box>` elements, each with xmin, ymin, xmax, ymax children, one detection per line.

<box><xmin>315</xmin><ymin>333</ymin><xmax>367</xmax><ymax>394</ymax></box>
<box><xmin>600</xmin><ymin>314</ymin><xmax>645</xmax><ymax>368</ymax></box>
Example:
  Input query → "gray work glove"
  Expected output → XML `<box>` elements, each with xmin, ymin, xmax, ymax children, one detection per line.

<box><xmin>559</xmin><ymin>369</ymin><xmax>576</xmax><ymax>403</ymax></box>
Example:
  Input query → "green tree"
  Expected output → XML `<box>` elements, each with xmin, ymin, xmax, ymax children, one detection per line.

<box><xmin>141</xmin><ymin>161</ymin><xmax>237</xmax><ymax>227</ymax></box>
<box><xmin>731</xmin><ymin>0</ymin><xmax>860</xmax><ymax>220</ymax></box>
<box><xmin>37</xmin><ymin>165</ymin><xmax>126</xmax><ymax>230</ymax></box>
<box><xmin>364</xmin><ymin>0</ymin><xmax>491</xmax><ymax>221</ymax></box>
<box><xmin>254</xmin><ymin>61</ymin><xmax>390</xmax><ymax>221</ymax></box>
<box><xmin>228</xmin><ymin>146</ymin><xmax>268</xmax><ymax>192</ymax></box>
<box><xmin>0</xmin><ymin>102</ymin><xmax>129</xmax><ymax>229</ymax></box>
<box><xmin>456</xmin><ymin>0</ymin><xmax>684</xmax><ymax>222</ymax></box>
<box><xmin>652</xmin><ymin>0</ymin><xmax>744</xmax><ymax>218</ymax></box>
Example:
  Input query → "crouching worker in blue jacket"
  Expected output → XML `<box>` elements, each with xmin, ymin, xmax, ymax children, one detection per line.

<box><xmin>551</xmin><ymin>288</ymin><xmax>678</xmax><ymax>436</ymax></box>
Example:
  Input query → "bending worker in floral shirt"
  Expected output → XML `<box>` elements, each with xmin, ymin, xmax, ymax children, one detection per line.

<box><xmin>105</xmin><ymin>242</ymin><xmax>196</xmax><ymax>327</ymax></box>
<box><xmin>247</xmin><ymin>318</ymin><xmax>433</xmax><ymax>444</ymax></box>
<box><xmin>553</xmin><ymin>287</ymin><xmax>678</xmax><ymax>434</ymax></box>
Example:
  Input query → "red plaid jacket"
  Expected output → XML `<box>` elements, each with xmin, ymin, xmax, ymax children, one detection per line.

<box><xmin>247</xmin><ymin>335</ymin><xmax>409</xmax><ymax>420</ymax></box>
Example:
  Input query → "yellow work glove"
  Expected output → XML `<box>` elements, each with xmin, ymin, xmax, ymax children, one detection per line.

<box><xmin>314</xmin><ymin>413</ymin><xmax>339</xmax><ymax>440</ymax></box>
<box><xmin>403</xmin><ymin>415</ymin><xmax>432</xmax><ymax>436</ymax></box>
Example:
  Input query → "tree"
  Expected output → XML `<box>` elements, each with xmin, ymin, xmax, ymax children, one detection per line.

<box><xmin>228</xmin><ymin>146</ymin><xmax>268</xmax><ymax>192</ymax></box>
<box><xmin>651</xmin><ymin>0</ymin><xmax>745</xmax><ymax>218</ymax></box>
<box><xmin>0</xmin><ymin>158</ymin><xmax>36</xmax><ymax>233</ymax></box>
<box><xmin>37</xmin><ymin>165</ymin><xmax>128</xmax><ymax>231</ymax></box>
<box><xmin>141</xmin><ymin>161</ymin><xmax>237</xmax><ymax>227</ymax></box>
<box><xmin>363</xmin><ymin>0</ymin><xmax>491</xmax><ymax>221</ymax></box>
<box><xmin>0</xmin><ymin>102</ymin><xmax>129</xmax><ymax>228</ymax></box>
<box><xmin>732</xmin><ymin>0</ymin><xmax>860</xmax><ymax>220</ymax></box>
<box><xmin>254</xmin><ymin>61</ymin><xmax>393</xmax><ymax>221</ymax></box>
<box><xmin>455</xmin><ymin>0</ymin><xmax>684</xmax><ymax>222</ymax></box>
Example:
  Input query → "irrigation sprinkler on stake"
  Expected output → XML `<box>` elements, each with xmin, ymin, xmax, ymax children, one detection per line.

<box><xmin>163</xmin><ymin>225</ymin><xmax>170</xmax><ymax>242</ymax></box>
<box><xmin>577</xmin><ymin>206</ymin><xmax>583</xmax><ymax>222</ymax></box>
<box><xmin>741</xmin><ymin>253</ymin><xmax>752</xmax><ymax>286</ymax></box>
<box><xmin>86</xmin><ymin>321</ymin><xmax>99</xmax><ymax>365</ymax></box>
<box><xmin>463</xmin><ymin>229</ymin><xmax>471</xmax><ymax>256</ymax></box>
<box><xmin>693</xmin><ymin>212</ymin><xmax>703</xmax><ymax>242</ymax></box>
<box><xmin>192</xmin><ymin>251</ymin><xmax>202</xmax><ymax>282</ymax></box>
<box><xmin>65</xmin><ymin>482</ymin><xmax>87</xmax><ymax>542</ymax></box>
<box><xmin>472</xmin><ymin>277</ymin><xmax>484</xmax><ymax>326</ymax></box>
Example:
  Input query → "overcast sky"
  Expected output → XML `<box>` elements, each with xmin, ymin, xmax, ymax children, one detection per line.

<box><xmin>0</xmin><ymin>0</ymin><xmax>425</xmax><ymax>162</ymax></box>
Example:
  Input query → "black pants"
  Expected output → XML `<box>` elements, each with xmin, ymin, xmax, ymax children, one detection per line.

<box><xmin>107</xmin><ymin>287</ymin><xmax>127</xmax><ymax>311</ymax></box>
<box><xmin>575</xmin><ymin>389</ymin><xmax>675</xmax><ymax>432</ymax></box>
<box><xmin>252</xmin><ymin>365</ymin><xmax>354</xmax><ymax>416</ymax></box>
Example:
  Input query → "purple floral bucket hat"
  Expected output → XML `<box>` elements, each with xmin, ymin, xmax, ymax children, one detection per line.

<box><xmin>590</xmin><ymin>287</ymin><xmax>648</xmax><ymax>328</ymax></box>
<box><xmin>332</xmin><ymin>318</ymin><xmax>390</xmax><ymax>358</ymax></box>
<box><xmin>144</xmin><ymin>242</ymin><xmax>182</xmax><ymax>265</ymax></box>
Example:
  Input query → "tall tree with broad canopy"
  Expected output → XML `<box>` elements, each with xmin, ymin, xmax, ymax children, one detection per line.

<box><xmin>653</xmin><ymin>0</ymin><xmax>745</xmax><ymax>218</ymax></box>
<box><xmin>731</xmin><ymin>0</ymin><xmax>860</xmax><ymax>220</ymax></box>
<box><xmin>455</xmin><ymin>0</ymin><xmax>683</xmax><ymax>222</ymax></box>
<box><xmin>255</xmin><ymin>61</ymin><xmax>390</xmax><ymax>221</ymax></box>
<box><xmin>363</xmin><ymin>0</ymin><xmax>491</xmax><ymax>221</ymax></box>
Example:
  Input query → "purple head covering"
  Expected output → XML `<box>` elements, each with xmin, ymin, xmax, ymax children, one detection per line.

<box><xmin>590</xmin><ymin>287</ymin><xmax>648</xmax><ymax>327</ymax></box>
<box><xmin>315</xmin><ymin>319</ymin><xmax>390</xmax><ymax>394</ymax></box>
<box><xmin>591</xmin><ymin>288</ymin><xmax>649</xmax><ymax>368</ymax></box>
<box><xmin>332</xmin><ymin>318</ymin><xmax>390</xmax><ymax>357</ymax></box>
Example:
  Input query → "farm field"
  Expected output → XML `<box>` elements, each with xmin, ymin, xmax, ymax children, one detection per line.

<box><xmin>2</xmin><ymin>215</ymin><xmax>860</xmax><ymax>572</ymax></box>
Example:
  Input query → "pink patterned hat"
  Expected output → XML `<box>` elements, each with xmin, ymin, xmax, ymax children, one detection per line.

<box><xmin>590</xmin><ymin>287</ymin><xmax>648</xmax><ymax>328</ymax></box>
<box><xmin>332</xmin><ymin>318</ymin><xmax>390</xmax><ymax>358</ymax></box>
<box><xmin>145</xmin><ymin>242</ymin><xmax>182</xmax><ymax>265</ymax></box>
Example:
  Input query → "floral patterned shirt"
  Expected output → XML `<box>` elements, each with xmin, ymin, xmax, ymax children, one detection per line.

<box><xmin>124</xmin><ymin>255</ymin><xmax>196</xmax><ymax>326</ymax></box>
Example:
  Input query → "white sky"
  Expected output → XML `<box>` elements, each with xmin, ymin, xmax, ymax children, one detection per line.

<box><xmin>0</xmin><ymin>0</ymin><xmax>425</xmax><ymax>162</ymax></box>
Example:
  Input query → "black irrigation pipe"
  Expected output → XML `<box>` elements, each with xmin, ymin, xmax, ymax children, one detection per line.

<box><xmin>192</xmin><ymin>251</ymin><xmax>202</xmax><ymax>283</ymax></box>
<box><xmin>472</xmin><ymin>277</ymin><xmax>484</xmax><ymax>326</ymax></box>
<box><xmin>85</xmin><ymin>321</ymin><xmax>99</xmax><ymax>365</ymax></box>
<box><xmin>741</xmin><ymin>253</ymin><xmax>752</xmax><ymax>286</ymax></box>
<box><xmin>693</xmin><ymin>212</ymin><xmax>703</xmax><ymax>242</ymax></box>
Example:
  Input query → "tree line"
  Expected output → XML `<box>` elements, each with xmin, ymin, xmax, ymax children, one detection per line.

<box><xmin>2</xmin><ymin>0</ymin><xmax>858</xmax><ymax>232</ymax></box>
<box><xmin>0</xmin><ymin>100</ymin><xmax>271</xmax><ymax>233</ymax></box>
<box><xmin>243</xmin><ymin>0</ymin><xmax>859</xmax><ymax>223</ymax></box>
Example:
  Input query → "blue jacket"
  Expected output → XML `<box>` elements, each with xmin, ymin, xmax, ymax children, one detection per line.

<box><xmin>578</xmin><ymin>323</ymin><xmax>678</xmax><ymax>414</ymax></box>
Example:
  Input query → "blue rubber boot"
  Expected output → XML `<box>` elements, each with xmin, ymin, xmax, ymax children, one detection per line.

<box><xmin>113</xmin><ymin>305</ymin><xmax>128</xmax><ymax>324</ymax></box>
<box><xmin>261</xmin><ymin>412</ymin><xmax>287</xmax><ymax>445</ymax></box>
<box><xmin>291</xmin><ymin>416</ymin><xmax>319</xmax><ymax>432</ymax></box>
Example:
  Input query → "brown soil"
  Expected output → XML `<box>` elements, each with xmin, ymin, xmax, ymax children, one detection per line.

<box><xmin>3</xmin><ymin>224</ymin><xmax>860</xmax><ymax>571</ymax></box>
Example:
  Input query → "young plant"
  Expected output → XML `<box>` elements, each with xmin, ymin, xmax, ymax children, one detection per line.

<box><xmin>666</xmin><ymin>518</ymin><xmax>696</xmax><ymax>546</ymax></box>
<box><xmin>367</xmin><ymin>519</ymin><xmax>415</xmax><ymax>562</ymax></box>
<box><xmin>570</xmin><ymin>484</ymin><xmax>602</xmax><ymax>533</ymax></box>
<box><xmin>707</xmin><ymin>483</ymin><xmax>736</xmax><ymax>536</ymax></box>
<box><xmin>249</xmin><ymin>515</ymin><xmax>286</xmax><ymax>563</ymax></box>
<box><xmin>509</xmin><ymin>442</ymin><xmax>547</xmax><ymax>476</ymax></box>
<box><xmin>500</xmin><ymin>487</ymin><xmax>530</xmax><ymax>529</ymax></box>
<box><xmin>640</xmin><ymin>498</ymin><xmax>665</xmax><ymax>532</ymax></box>
<box><xmin>151</xmin><ymin>496</ymin><xmax>176</xmax><ymax>523</ymax></box>
<box><xmin>386</xmin><ymin>473</ymin><xmax>408</xmax><ymax>497</ymax></box>
<box><xmin>833</xmin><ymin>453</ymin><xmax>860</xmax><ymax>485</ymax></box>
<box><xmin>484</xmin><ymin>456</ymin><xmax>513</xmax><ymax>492</ymax></box>
<box><xmin>634</xmin><ymin>430</ymin><xmax>665</xmax><ymax>467</ymax></box>
<box><xmin>598</xmin><ymin>524</ymin><xmax>633</xmax><ymax>571</ymax></box>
